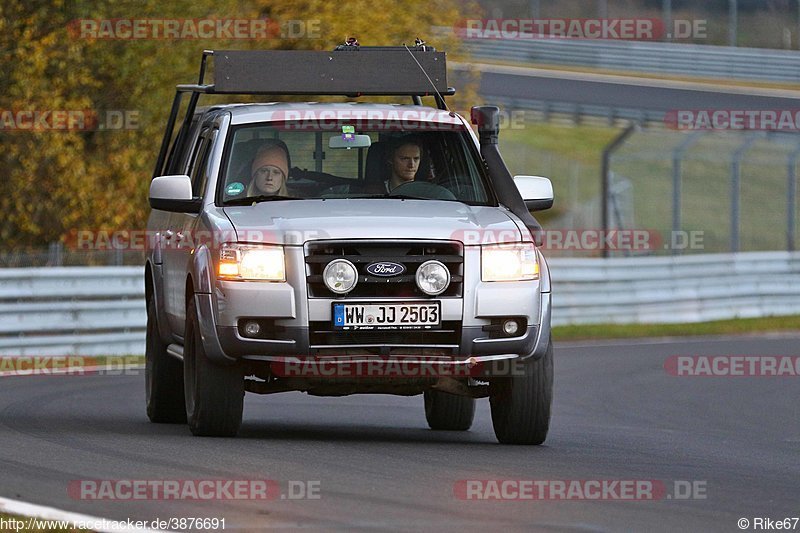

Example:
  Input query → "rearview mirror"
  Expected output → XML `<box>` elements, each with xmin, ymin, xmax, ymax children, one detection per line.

<box><xmin>514</xmin><ymin>176</ymin><xmax>554</xmax><ymax>211</ymax></box>
<box><xmin>149</xmin><ymin>175</ymin><xmax>202</xmax><ymax>213</ymax></box>
<box><xmin>329</xmin><ymin>134</ymin><xmax>372</xmax><ymax>149</ymax></box>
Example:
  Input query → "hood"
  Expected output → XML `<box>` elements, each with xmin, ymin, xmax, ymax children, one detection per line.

<box><xmin>222</xmin><ymin>199</ymin><xmax>521</xmax><ymax>245</ymax></box>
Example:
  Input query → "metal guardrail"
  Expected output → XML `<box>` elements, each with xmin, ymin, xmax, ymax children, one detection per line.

<box><xmin>487</xmin><ymin>95</ymin><xmax>665</xmax><ymax>125</ymax></box>
<box><xmin>0</xmin><ymin>267</ymin><xmax>146</xmax><ymax>356</ymax></box>
<box><xmin>460</xmin><ymin>37</ymin><xmax>800</xmax><ymax>83</ymax></box>
<box><xmin>1</xmin><ymin>252</ymin><xmax>798</xmax><ymax>355</ymax></box>
<box><xmin>551</xmin><ymin>251</ymin><xmax>800</xmax><ymax>325</ymax></box>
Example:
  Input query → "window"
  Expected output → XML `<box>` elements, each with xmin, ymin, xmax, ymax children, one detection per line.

<box><xmin>188</xmin><ymin>129</ymin><xmax>215</xmax><ymax>198</ymax></box>
<box><xmin>219</xmin><ymin>120</ymin><xmax>495</xmax><ymax>206</ymax></box>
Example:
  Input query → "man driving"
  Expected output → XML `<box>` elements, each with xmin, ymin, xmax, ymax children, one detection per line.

<box><xmin>386</xmin><ymin>137</ymin><xmax>423</xmax><ymax>192</ymax></box>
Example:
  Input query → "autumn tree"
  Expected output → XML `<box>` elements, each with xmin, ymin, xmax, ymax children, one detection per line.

<box><xmin>0</xmin><ymin>0</ymin><xmax>481</xmax><ymax>248</ymax></box>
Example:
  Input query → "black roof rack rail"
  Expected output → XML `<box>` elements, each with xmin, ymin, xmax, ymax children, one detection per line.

<box><xmin>153</xmin><ymin>46</ymin><xmax>455</xmax><ymax>179</ymax></box>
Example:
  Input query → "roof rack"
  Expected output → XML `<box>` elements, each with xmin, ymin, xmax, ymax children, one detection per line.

<box><xmin>154</xmin><ymin>45</ymin><xmax>455</xmax><ymax>179</ymax></box>
<box><xmin>184</xmin><ymin>45</ymin><xmax>451</xmax><ymax>96</ymax></box>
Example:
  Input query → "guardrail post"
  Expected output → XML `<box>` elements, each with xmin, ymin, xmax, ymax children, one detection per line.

<box><xmin>598</xmin><ymin>0</ymin><xmax>608</xmax><ymax>19</ymax></box>
<box><xmin>47</xmin><ymin>242</ymin><xmax>63</xmax><ymax>266</ymax></box>
<box><xmin>529</xmin><ymin>0</ymin><xmax>540</xmax><ymax>19</ymax></box>
<box><xmin>541</xmin><ymin>101</ymin><xmax>550</xmax><ymax>123</ymax></box>
<box><xmin>729</xmin><ymin>0</ymin><xmax>738</xmax><ymax>46</ymax></box>
<box><xmin>670</xmin><ymin>131</ymin><xmax>704</xmax><ymax>255</ymax></box>
<box><xmin>602</xmin><ymin>123</ymin><xmax>639</xmax><ymax>258</ymax></box>
<box><xmin>730</xmin><ymin>135</ymin><xmax>758</xmax><ymax>252</ymax></box>
<box><xmin>787</xmin><ymin>143</ymin><xmax>800</xmax><ymax>251</ymax></box>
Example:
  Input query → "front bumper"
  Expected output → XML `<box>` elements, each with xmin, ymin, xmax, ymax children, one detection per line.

<box><xmin>198</xmin><ymin>290</ymin><xmax>552</xmax><ymax>366</ymax></box>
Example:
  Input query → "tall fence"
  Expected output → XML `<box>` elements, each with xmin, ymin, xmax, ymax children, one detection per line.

<box><xmin>1</xmin><ymin>252</ymin><xmax>797</xmax><ymax>355</ymax></box>
<box><xmin>497</xmin><ymin>125</ymin><xmax>800</xmax><ymax>256</ymax></box>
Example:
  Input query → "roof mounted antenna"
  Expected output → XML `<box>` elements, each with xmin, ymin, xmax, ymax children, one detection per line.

<box><xmin>404</xmin><ymin>41</ymin><xmax>454</xmax><ymax>115</ymax></box>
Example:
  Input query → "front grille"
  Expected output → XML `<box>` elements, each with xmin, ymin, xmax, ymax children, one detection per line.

<box><xmin>305</xmin><ymin>240</ymin><xmax>463</xmax><ymax>298</ymax></box>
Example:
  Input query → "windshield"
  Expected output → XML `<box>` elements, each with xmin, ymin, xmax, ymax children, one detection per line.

<box><xmin>219</xmin><ymin>118</ymin><xmax>495</xmax><ymax>206</ymax></box>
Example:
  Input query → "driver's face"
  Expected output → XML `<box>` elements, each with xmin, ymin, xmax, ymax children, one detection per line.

<box><xmin>390</xmin><ymin>144</ymin><xmax>421</xmax><ymax>184</ymax></box>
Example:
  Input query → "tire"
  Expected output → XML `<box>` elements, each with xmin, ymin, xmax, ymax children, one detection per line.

<box><xmin>424</xmin><ymin>389</ymin><xmax>475</xmax><ymax>431</ymax></box>
<box><xmin>145</xmin><ymin>297</ymin><xmax>186</xmax><ymax>423</ymax></box>
<box><xmin>183</xmin><ymin>296</ymin><xmax>244</xmax><ymax>437</ymax></box>
<box><xmin>489</xmin><ymin>337</ymin><xmax>553</xmax><ymax>445</ymax></box>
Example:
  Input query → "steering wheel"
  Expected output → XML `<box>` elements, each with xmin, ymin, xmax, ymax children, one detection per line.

<box><xmin>391</xmin><ymin>181</ymin><xmax>457</xmax><ymax>200</ymax></box>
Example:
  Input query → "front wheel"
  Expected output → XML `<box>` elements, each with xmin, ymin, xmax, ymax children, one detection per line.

<box><xmin>489</xmin><ymin>337</ymin><xmax>553</xmax><ymax>445</ymax></box>
<box><xmin>183</xmin><ymin>296</ymin><xmax>244</xmax><ymax>437</ymax></box>
<box><xmin>424</xmin><ymin>389</ymin><xmax>475</xmax><ymax>431</ymax></box>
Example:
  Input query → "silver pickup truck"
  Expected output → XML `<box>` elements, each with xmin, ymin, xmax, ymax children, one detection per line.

<box><xmin>145</xmin><ymin>45</ymin><xmax>554</xmax><ymax>444</ymax></box>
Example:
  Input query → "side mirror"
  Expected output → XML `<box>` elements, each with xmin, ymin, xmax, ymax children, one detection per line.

<box><xmin>514</xmin><ymin>176</ymin><xmax>554</xmax><ymax>211</ymax></box>
<box><xmin>149</xmin><ymin>175</ymin><xmax>202</xmax><ymax>213</ymax></box>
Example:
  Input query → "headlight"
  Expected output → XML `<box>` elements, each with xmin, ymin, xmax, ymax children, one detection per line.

<box><xmin>218</xmin><ymin>244</ymin><xmax>285</xmax><ymax>281</ymax></box>
<box><xmin>416</xmin><ymin>260</ymin><xmax>450</xmax><ymax>295</ymax></box>
<box><xmin>323</xmin><ymin>259</ymin><xmax>358</xmax><ymax>294</ymax></box>
<box><xmin>481</xmin><ymin>243</ymin><xmax>539</xmax><ymax>281</ymax></box>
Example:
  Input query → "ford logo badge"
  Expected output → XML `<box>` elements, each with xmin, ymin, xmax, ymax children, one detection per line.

<box><xmin>366</xmin><ymin>261</ymin><xmax>406</xmax><ymax>277</ymax></box>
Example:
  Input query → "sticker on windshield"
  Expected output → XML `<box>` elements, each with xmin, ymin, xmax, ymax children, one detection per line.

<box><xmin>226</xmin><ymin>182</ymin><xmax>245</xmax><ymax>196</ymax></box>
<box><xmin>342</xmin><ymin>125</ymin><xmax>355</xmax><ymax>141</ymax></box>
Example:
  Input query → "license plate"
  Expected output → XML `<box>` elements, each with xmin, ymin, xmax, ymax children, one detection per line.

<box><xmin>333</xmin><ymin>302</ymin><xmax>441</xmax><ymax>329</ymax></box>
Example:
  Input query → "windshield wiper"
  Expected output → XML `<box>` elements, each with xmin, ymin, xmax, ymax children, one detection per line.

<box><xmin>383</xmin><ymin>193</ymin><xmax>428</xmax><ymax>200</ymax></box>
<box><xmin>224</xmin><ymin>194</ymin><xmax>298</xmax><ymax>206</ymax></box>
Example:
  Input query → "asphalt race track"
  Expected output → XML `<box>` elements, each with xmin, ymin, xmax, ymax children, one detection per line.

<box><xmin>452</xmin><ymin>63</ymin><xmax>800</xmax><ymax>115</ymax></box>
<box><xmin>1</xmin><ymin>335</ymin><xmax>798</xmax><ymax>531</ymax></box>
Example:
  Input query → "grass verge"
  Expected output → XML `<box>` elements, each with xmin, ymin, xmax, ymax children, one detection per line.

<box><xmin>552</xmin><ymin>315</ymin><xmax>800</xmax><ymax>341</ymax></box>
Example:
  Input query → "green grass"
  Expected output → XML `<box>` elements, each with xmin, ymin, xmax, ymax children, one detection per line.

<box><xmin>552</xmin><ymin>315</ymin><xmax>800</xmax><ymax>341</ymax></box>
<box><xmin>499</xmin><ymin>123</ymin><xmax>620</xmax><ymax>226</ymax></box>
<box><xmin>497</xmin><ymin>122</ymin><xmax>800</xmax><ymax>253</ymax></box>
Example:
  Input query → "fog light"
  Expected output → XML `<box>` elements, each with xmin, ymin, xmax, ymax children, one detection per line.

<box><xmin>244</xmin><ymin>321</ymin><xmax>261</xmax><ymax>337</ymax></box>
<box><xmin>323</xmin><ymin>259</ymin><xmax>358</xmax><ymax>294</ymax></box>
<box><xmin>416</xmin><ymin>260</ymin><xmax>450</xmax><ymax>296</ymax></box>
<box><xmin>502</xmin><ymin>319</ymin><xmax>519</xmax><ymax>336</ymax></box>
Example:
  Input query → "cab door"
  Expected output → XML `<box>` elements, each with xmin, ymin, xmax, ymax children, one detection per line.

<box><xmin>163</xmin><ymin>128</ymin><xmax>214</xmax><ymax>334</ymax></box>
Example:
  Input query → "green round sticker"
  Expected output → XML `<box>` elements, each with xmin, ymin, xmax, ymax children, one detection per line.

<box><xmin>226</xmin><ymin>182</ymin><xmax>245</xmax><ymax>196</ymax></box>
